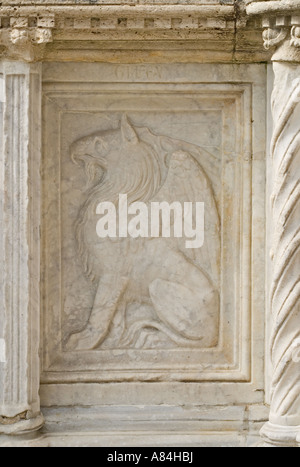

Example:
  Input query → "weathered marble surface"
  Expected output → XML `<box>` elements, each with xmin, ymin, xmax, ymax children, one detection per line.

<box><xmin>0</xmin><ymin>404</ymin><xmax>270</xmax><ymax>447</ymax></box>
<box><xmin>0</xmin><ymin>56</ymin><xmax>268</xmax><ymax>445</ymax></box>
<box><xmin>0</xmin><ymin>0</ymin><xmax>300</xmax><ymax>448</ymax></box>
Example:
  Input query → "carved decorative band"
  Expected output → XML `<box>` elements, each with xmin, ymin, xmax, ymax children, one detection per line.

<box><xmin>0</xmin><ymin>13</ymin><xmax>233</xmax><ymax>33</ymax></box>
<box><xmin>56</xmin><ymin>16</ymin><xmax>231</xmax><ymax>31</ymax></box>
<box><xmin>0</xmin><ymin>2</ymin><xmax>239</xmax><ymax>37</ymax></box>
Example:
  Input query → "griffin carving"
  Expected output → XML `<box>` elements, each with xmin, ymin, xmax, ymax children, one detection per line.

<box><xmin>66</xmin><ymin>116</ymin><xmax>220</xmax><ymax>350</ymax></box>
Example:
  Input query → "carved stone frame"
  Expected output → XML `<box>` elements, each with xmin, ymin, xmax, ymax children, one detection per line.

<box><xmin>41</xmin><ymin>73</ymin><xmax>256</xmax><ymax>385</ymax></box>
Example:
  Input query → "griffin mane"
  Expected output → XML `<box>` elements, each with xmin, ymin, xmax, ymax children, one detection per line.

<box><xmin>74</xmin><ymin>134</ymin><xmax>163</xmax><ymax>282</ymax></box>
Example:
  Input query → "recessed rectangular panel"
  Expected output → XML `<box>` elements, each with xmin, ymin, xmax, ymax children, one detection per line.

<box><xmin>41</xmin><ymin>64</ymin><xmax>265</xmax><ymax>401</ymax></box>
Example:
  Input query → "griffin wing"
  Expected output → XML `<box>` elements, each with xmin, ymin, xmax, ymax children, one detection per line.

<box><xmin>153</xmin><ymin>150</ymin><xmax>220</xmax><ymax>289</ymax></box>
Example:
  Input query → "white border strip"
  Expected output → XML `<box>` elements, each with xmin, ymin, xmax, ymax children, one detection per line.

<box><xmin>0</xmin><ymin>77</ymin><xmax>5</xmax><ymax>103</ymax></box>
<box><xmin>0</xmin><ymin>339</ymin><xmax>6</xmax><ymax>363</ymax></box>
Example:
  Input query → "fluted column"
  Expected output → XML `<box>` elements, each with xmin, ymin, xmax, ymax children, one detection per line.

<box><xmin>0</xmin><ymin>61</ymin><xmax>43</xmax><ymax>434</ymax></box>
<box><xmin>0</xmin><ymin>14</ymin><xmax>53</xmax><ymax>435</ymax></box>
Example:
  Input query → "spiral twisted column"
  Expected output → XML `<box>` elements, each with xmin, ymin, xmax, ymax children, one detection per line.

<box><xmin>260</xmin><ymin>63</ymin><xmax>300</xmax><ymax>446</ymax></box>
<box><xmin>246</xmin><ymin>0</ymin><xmax>300</xmax><ymax>447</ymax></box>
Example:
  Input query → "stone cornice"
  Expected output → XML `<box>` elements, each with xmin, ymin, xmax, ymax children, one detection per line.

<box><xmin>246</xmin><ymin>0</ymin><xmax>300</xmax><ymax>16</ymax></box>
<box><xmin>0</xmin><ymin>2</ymin><xmax>270</xmax><ymax>62</ymax></box>
<box><xmin>0</xmin><ymin>5</ymin><xmax>236</xmax><ymax>17</ymax></box>
<box><xmin>246</xmin><ymin>1</ymin><xmax>300</xmax><ymax>56</ymax></box>
<box><xmin>0</xmin><ymin>4</ymin><xmax>238</xmax><ymax>35</ymax></box>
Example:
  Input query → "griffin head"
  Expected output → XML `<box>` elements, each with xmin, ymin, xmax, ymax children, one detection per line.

<box><xmin>71</xmin><ymin>115</ymin><xmax>139</xmax><ymax>187</ymax></box>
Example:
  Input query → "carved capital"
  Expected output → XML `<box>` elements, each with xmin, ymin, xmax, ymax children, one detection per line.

<box><xmin>262</xmin><ymin>25</ymin><xmax>288</xmax><ymax>50</ymax></box>
<box><xmin>247</xmin><ymin>1</ymin><xmax>300</xmax><ymax>59</ymax></box>
<box><xmin>0</xmin><ymin>15</ymin><xmax>54</xmax><ymax>61</ymax></box>
<box><xmin>290</xmin><ymin>25</ymin><xmax>300</xmax><ymax>47</ymax></box>
<box><xmin>262</xmin><ymin>17</ymin><xmax>300</xmax><ymax>52</ymax></box>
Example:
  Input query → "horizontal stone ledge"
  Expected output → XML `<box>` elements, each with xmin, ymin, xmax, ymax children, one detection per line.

<box><xmin>0</xmin><ymin>5</ymin><xmax>236</xmax><ymax>19</ymax></box>
<box><xmin>1</xmin><ymin>0</ymin><xmax>234</xmax><ymax>3</ymax></box>
<box><xmin>247</xmin><ymin>0</ymin><xmax>300</xmax><ymax>17</ymax></box>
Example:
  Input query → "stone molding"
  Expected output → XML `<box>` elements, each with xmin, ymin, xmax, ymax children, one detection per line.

<box><xmin>0</xmin><ymin>3</ymin><xmax>269</xmax><ymax>62</ymax></box>
<box><xmin>0</xmin><ymin>4</ymin><xmax>239</xmax><ymax>40</ymax></box>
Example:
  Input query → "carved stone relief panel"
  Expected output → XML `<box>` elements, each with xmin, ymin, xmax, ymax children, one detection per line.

<box><xmin>67</xmin><ymin>113</ymin><xmax>221</xmax><ymax>352</ymax></box>
<box><xmin>40</xmin><ymin>63</ymin><xmax>266</xmax><ymax>405</ymax></box>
